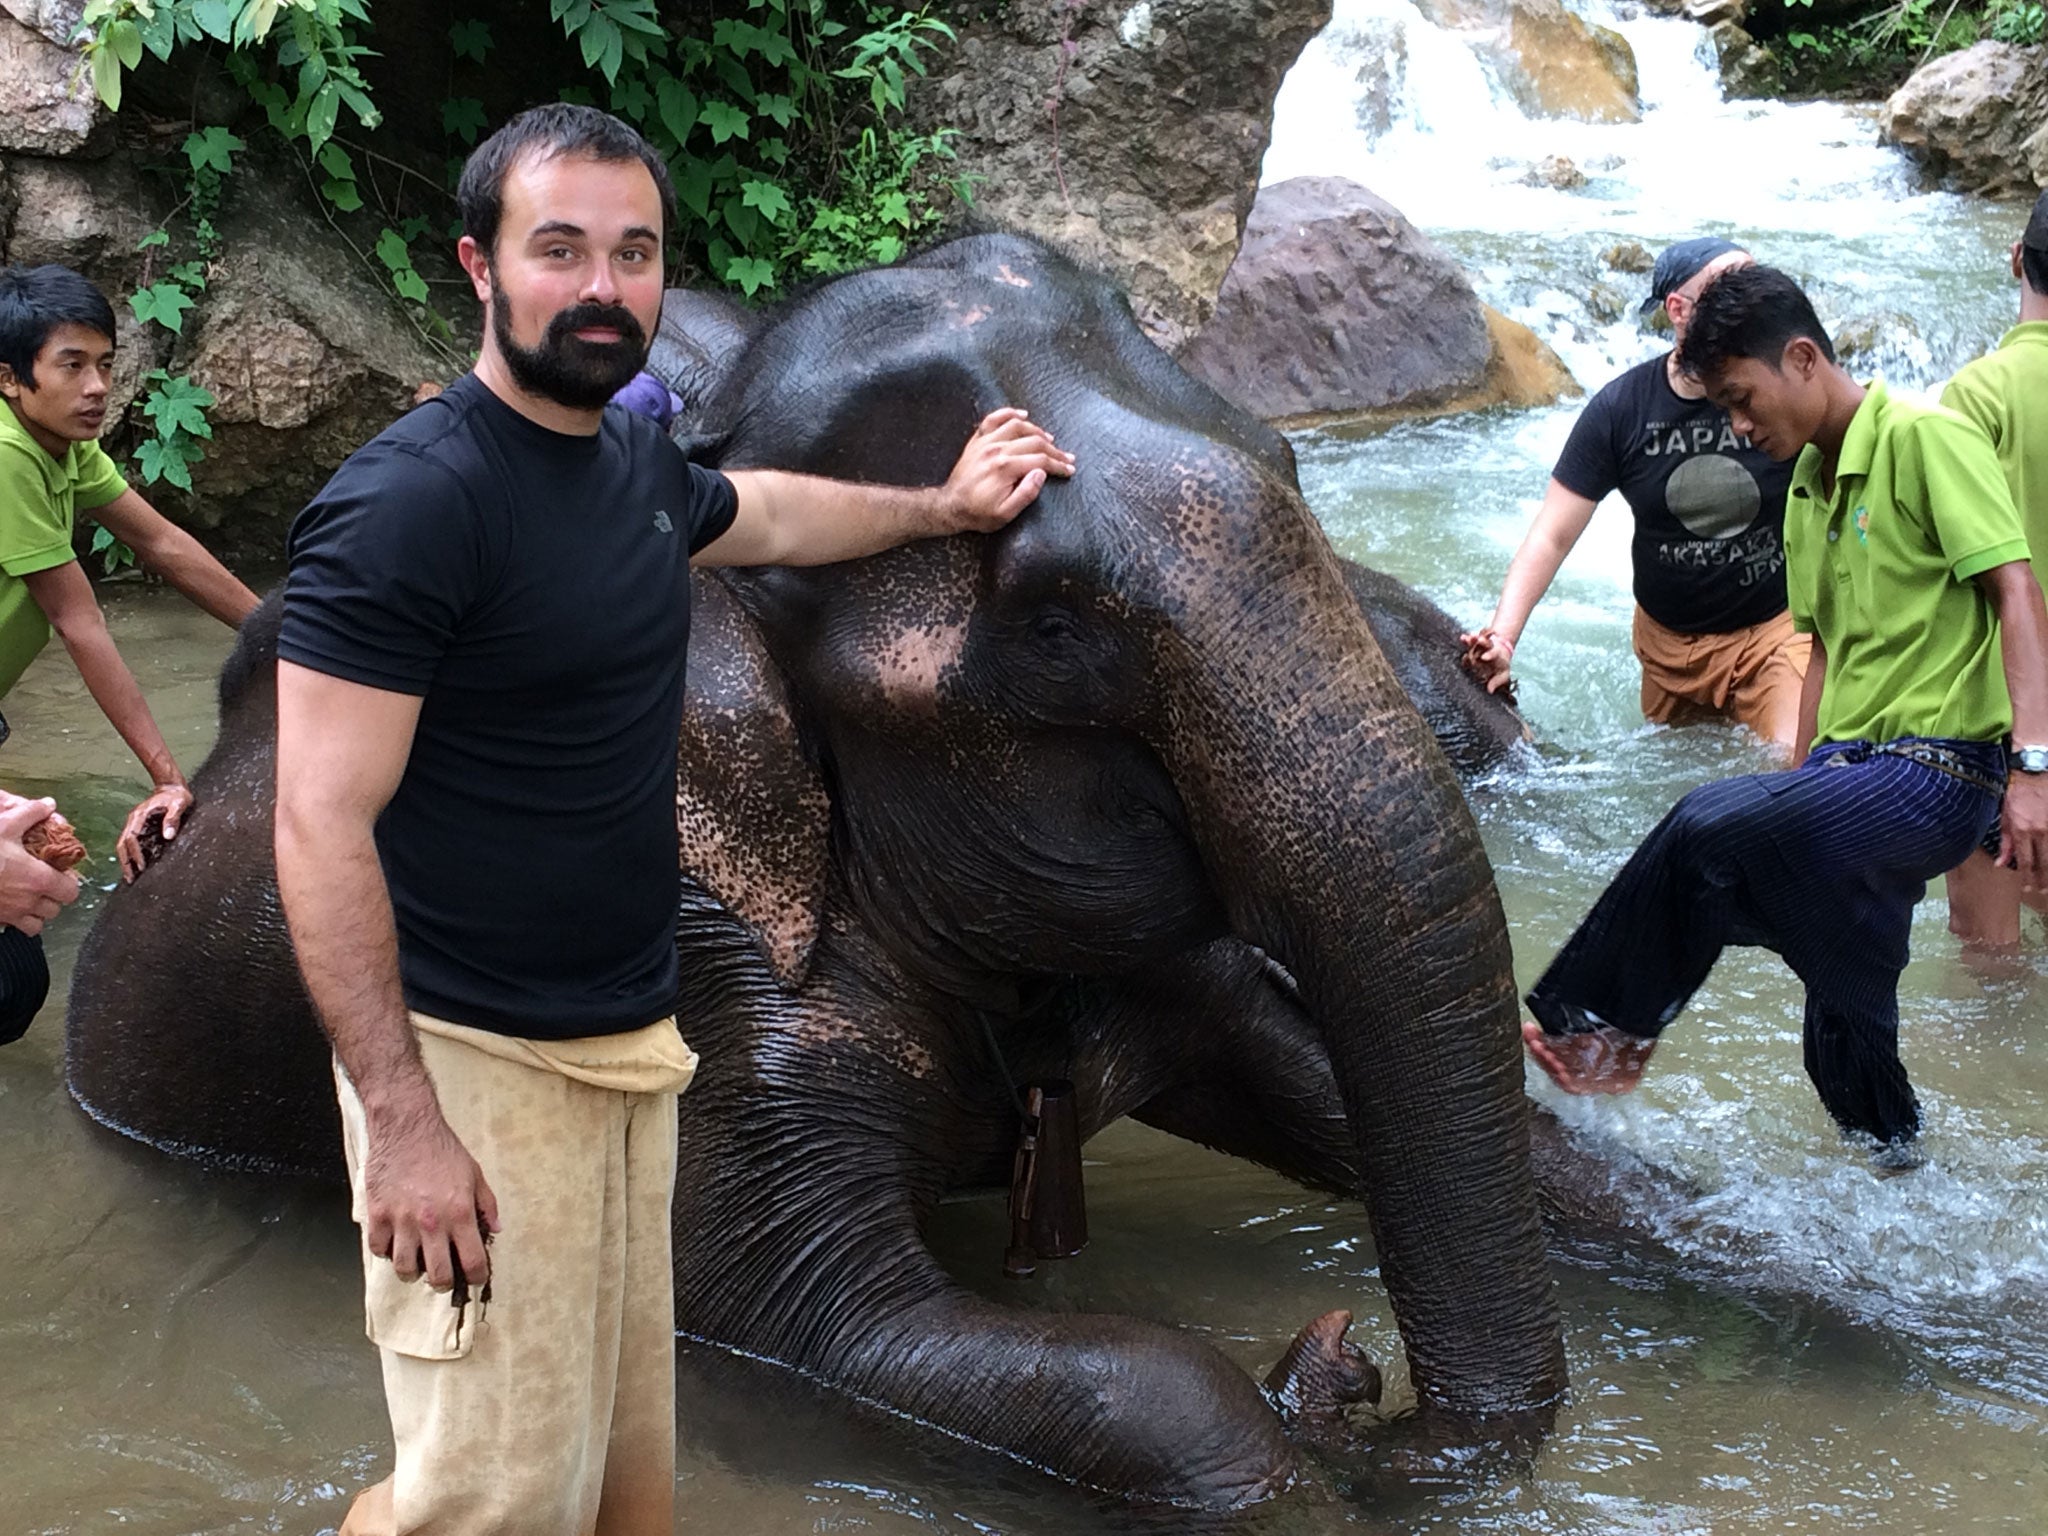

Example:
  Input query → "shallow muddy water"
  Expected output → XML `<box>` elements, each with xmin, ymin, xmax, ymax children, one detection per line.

<box><xmin>10</xmin><ymin>3</ymin><xmax>2048</xmax><ymax>1525</ymax></box>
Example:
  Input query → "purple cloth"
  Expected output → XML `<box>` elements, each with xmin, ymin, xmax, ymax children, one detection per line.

<box><xmin>611</xmin><ymin>371</ymin><xmax>684</xmax><ymax>428</ymax></box>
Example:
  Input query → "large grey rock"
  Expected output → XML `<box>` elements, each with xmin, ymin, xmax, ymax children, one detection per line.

<box><xmin>1</xmin><ymin>0</ymin><xmax>87</xmax><ymax>43</ymax></box>
<box><xmin>175</xmin><ymin>168</ymin><xmax>455</xmax><ymax>526</ymax></box>
<box><xmin>0</xmin><ymin>153</ymin><xmax>153</xmax><ymax>285</ymax></box>
<box><xmin>0</xmin><ymin>145</ymin><xmax>455</xmax><ymax>532</ymax></box>
<box><xmin>0</xmin><ymin>9</ymin><xmax>104</xmax><ymax>157</ymax></box>
<box><xmin>1881</xmin><ymin>42</ymin><xmax>2048</xmax><ymax>197</ymax></box>
<box><xmin>1180</xmin><ymin>175</ymin><xmax>1576</xmax><ymax>423</ymax></box>
<box><xmin>1414</xmin><ymin>0</ymin><xmax>1640</xmax><ymax>122</ymax></box>
<box><xmin>1710</xmin><ymin>20</ymin><xmax>1780</xmax><ymax>99</ymax></box>
<box><xmin>914</xmin><ymin>0</ymin><xmax>1331</xmax><ymax>352</ymax></box>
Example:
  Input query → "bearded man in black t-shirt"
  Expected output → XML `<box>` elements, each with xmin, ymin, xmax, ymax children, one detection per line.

<box><xmin>1460</xmin><ymin>239</ymin><xmax>1811</xmax><ymax>753</ymax></box>
<box><xmin>272</xmin><ymin>105</ymin><xmax>1073</xmax><ymax>1536</ymax></box>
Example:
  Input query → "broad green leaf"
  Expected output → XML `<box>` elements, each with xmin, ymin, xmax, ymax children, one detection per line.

<box><xmin>129</xmin><ymin>283</ymin><xmax>194</xmax><ymax>334</ymax></box>
<box><xmin>754</xmin><ymin>93</ymin><xmax>795</xmax><ymax>129</ymax></box>
<box><xmin>441</xmin><ymin>96</ymin><xmax>488</xmax><ymax>144</ymax></box>
<box><xmin>322</xmin><ymin>178</ymin><xmax>364</xmax><ymax>212</ymax></box>
<box><xmin>755</xmin><ymin>29</ymin><xmax>796</xmax><ymax>67</ymax></box>
<box><xmin>877</xmin><ymin>190</ymin><xmax>911</xmax><ymax>228</ymax></box>
<box><xmin>317</xmin><ymin>142</ymin><xmax>355</xmax><ymax>179</ymax></box>
<box><xmin>400</xmin><ymin>215</ymin><xmax>434</xmax><ymax>242</ymax></box>
<box><xmin>674</xmin><ymin>156</ymin><xmax>714</xmax><ymax>220</ymax></box>
<box><xmin>698</xmin><ymin>100</ymin><xmax>750</xmax><ymax>145</ymax></box>
<box><xmin>611</xmin><ymin>76</ymin><xmax>652</xmax><ymax>121</ymax></box>
<box><xmin>393</xmin><ymin>269</ymin><xmax>430</xmax><ymax>303</ymax></box>
<box><xmin>306</xmin><ymin>81</ymin><xmax>341</xmax><ymax>152</ymax></box>
<box><xmin>189</xmin><ymin>0</ymin><xmax>237</xmax><ymax>41</ymax></box>
<box><xmin>167</xmin><ymin>261</ymin><xmax>206</xmax><ymax>288</ymax></box>
<box><xmin>868</xmin><ymin>234</ymin><xmax>903</xmax><ymax>265</ymax></box>
<box><xmin>91</xmin><ymin>44</ymin><xmax>122</xmax><ymax>111</ymax></box>
<box><xmin>724</xmin><ymin>255</ymin><xmax>775</xmax><ymax>297</ymax></box>
<box><xmin>107</xmin><ymin>17</ymin><xmax>142</xmax><ymax>68</ymax></box>
<box><xmin>144</xmin><ymin>382</ymin><xmax>213</xmax><ymax>438</ymax></box>
<box><xmin>720</xmin><ymin>194</ymin><xmax>759</xmax><ymax>248</ymax></box>
<box><xmin>135</xmin><ymin>230</ymin><xmax>170</xmax><ymax>251</ymax></box>
<box><xmin>605</xmin><ymin>0</ymin><xmax>668</xmax><ymax>38</ymax></box>
<box><xmin>655</xmin><ymin>75</ymin><xmax>699</xmax><ymax>148</ymax></box>
<box><xmin>448</xmin><ymin>18</ymin><xmax>494</xmax><ymax>62</ymax></box>
<box><xmin>375</xmin><ymin>229</ymin><xmax>411</xmax><ymax>271</ymax></box>
<box><xmin>184</xmin><ymin>126</ymin><xmax>244</xmax><ymax>175</ymax></box>
<box><xmin>740</xmin><ymin>179</ymin><xmax>792</xmax><ymax>225</ymax></box>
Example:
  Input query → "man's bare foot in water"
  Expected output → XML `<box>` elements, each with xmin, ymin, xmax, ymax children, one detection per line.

<box><xmin>1522</xmin><ymin>1020</ymin><xmax>1656</xmax><ymax>1095</ymax></box>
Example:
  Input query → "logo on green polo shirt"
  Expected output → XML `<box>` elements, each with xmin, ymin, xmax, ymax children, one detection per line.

<box><xmin>1854</xmin><ymin>505</ymin><xmax>1869</xmax><ymax>544</ymax></box>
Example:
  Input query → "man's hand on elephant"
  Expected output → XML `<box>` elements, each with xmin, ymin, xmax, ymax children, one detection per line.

<box><xmin>941</xmin><ymin>407</ymin><xmax>1076</xmax><ymax>533</ymax></box>
<box><xmin>363</xmin><ymin>1108</ymin><xmax>502</xmax><ymax>1291</ymax></box>
<box><xmin>1521</xmin><ymin>1019</ymin><xmax>1655</xmax><ymax>1096</ymax></box>
<box><xmin>1457</xmin><ymin>627</ymin><xmax>1516</xmax><ymax>695</ymax></box>
<box><xmin>117</xmin><ymin>782</ymin><xmax>193</xmax><ymax>884</ymax></box>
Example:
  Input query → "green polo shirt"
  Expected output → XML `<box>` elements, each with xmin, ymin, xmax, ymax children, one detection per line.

<box><xmin>1786</xmin><ymin>379</ymin><xmax>2028</xmax><ymax>750</ymax></box>
<box><xmin>0</xmin><ymin>401</ymin><xmax>126</xmax><ymax>698</ymax></box>
<box><xmin>1942</xmin><ymin>321</ymin><xmax>2048</xmax><ymax>593</ymax></box>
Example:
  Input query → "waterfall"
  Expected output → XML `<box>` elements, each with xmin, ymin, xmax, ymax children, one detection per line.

<box><xmin>1263</xmin><ymin>0</ymin><xmax>2014</xmax><ymax>393</ymax></box>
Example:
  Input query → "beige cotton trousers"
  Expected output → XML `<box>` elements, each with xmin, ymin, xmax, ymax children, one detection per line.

<box><xmin>336</xmin><ymin>1013</ymin><xmax>696</xmax><ymax>1536</ymax></box>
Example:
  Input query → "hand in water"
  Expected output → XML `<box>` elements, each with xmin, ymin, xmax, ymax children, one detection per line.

<box><xmin>1456</xmin><ymin>627</ymin><xmax>1516</xmax><ymax>695</ymax></box>
<box><xmin>1522</xmin><ymin>1019</ymin><xmax>1655</xmax><ymax>1095</ymax></box>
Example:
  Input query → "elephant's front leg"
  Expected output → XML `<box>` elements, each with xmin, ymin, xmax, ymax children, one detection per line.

<box><xmin>670</xmin><ymin>986</ymin><xmax>1298</xmax><ymax>1510</ymax></box>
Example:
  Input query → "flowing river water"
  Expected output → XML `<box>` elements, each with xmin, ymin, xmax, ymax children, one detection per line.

<box><xmin>6</xmin><ymin>5</ymin><xmax>2047</xmax><ymax>1530</ymax></box>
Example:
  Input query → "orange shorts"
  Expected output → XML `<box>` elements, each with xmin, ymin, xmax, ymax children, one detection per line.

<box><xmin>1631</xmin><ymin>605</ymin><xmax>1811</xmax><ymax>747</ymax></box>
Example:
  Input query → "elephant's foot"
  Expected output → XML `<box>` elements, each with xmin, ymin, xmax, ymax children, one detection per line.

<box><xmin>1263</xmin><ymin>1309</ymin><xmax>1381</xmax><ymax>1434</ymax></box>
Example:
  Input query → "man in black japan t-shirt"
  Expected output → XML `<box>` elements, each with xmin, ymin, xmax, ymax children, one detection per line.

<box><xmin>1460</xmin><ymin>239</ymin><xmax>1812</xmax><ymax>754</ymax></box>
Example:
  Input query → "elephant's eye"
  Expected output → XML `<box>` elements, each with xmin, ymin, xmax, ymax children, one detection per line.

<box><xmin>1032</xmin><ymin>609</ymin><xmax>1081</xmax><ymax>643</ymax></box>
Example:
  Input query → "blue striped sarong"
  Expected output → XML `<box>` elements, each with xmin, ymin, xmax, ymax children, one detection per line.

<box><xmin>1527</xmin><ymin>737</ymin><xmax>2005</xmax><ymax>1146</ymax></box>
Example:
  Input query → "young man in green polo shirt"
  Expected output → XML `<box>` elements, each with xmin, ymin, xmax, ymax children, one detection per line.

<box><xmin>0</xmin><ymin>263</ymin><xmax>260</xmax><ymax>889</ymax></box>
<box><xmin>1521</xmin><ymin>264</ymin><xmax>2048</xmax><ymax>1158</ymax></box>
<box><xmin>1939</xmin><ymin>190</ymin><xmax>2048</xmax><ymax>949</ymax></box>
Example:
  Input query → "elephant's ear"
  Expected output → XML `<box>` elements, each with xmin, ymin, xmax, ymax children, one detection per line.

<box><xmin>678</xmin><ymin>573</ymin><xmax>830</xmax><ymax>989</ymax></box>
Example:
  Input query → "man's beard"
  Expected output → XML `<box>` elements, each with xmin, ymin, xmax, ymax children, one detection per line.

<box><xmin>491</xmin><ymin>291</ymin><xmax>650</xmax><ymax>411</ymax></box>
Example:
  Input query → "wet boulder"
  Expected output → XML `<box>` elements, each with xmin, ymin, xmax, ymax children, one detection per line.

<box><xmin>173</xmin><ymin>163</ymin><xmax>454</xmax><ymax>531</ymax></box>
<box><xmin>0</xmin><ymin>2</ymin><xmax>106</xmax><ymax>158</ymax></box>
<box><xmin>1709</xmin><ymin>20</ymin><xmax>1781</xmax><ymax>99</ymax></box>
<box><xmin>1880</xmin><ymin>42</ymin><xmax>2048</xmax><ymax>197</ymax></box>
<box><xmin>911</xmin><ymin>0</ymin><xmax>1333</xmax><ymax>352</ymax></box>
<box><xmin>1414</xmin><ymin>0</ymin><xmax>1641</xmax><ymax>123</ymax></box>
<box><xmin>1179</xmin><ymin>175</ymin><xmax>1578</xmax><ymax>425</ymax></box>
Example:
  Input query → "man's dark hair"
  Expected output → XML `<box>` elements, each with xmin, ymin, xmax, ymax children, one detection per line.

<box><xmin>2023</xmin><ymin>243</ymin><xmax>2048</xmax><ymax>298</ymax></box>
<box><xmin>1677</xmin><ymin>264</ymin><xmax>1836</xmax><ymax>379</ymax></box>
<box><xmin>456</xmin><ymin>103</ymin><xmax>676</xmax><ymax>259</ymax></box>
<box><xmin>0</xmin><ymin>264</ymin><xmax>117</xmax><ymax>390</ymax></box>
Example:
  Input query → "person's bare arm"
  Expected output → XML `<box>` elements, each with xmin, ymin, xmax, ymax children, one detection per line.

<box><xmin>695</xmin><ymin>407</ymin><xmax>1075</xmax><ymax>568</ymax></box>
<box><xmin>1457</xmin><ymin>478</ymin><xmax>1599</xmax><ymax>694</ymax></box>
<box><xmin>1979</xmin><ymin>561</ymin><xmax>2048</xmax><ymax>891</ymax></box>
<box><xmin>87</xmin><ymin>489</ymin><xmax>262</xmax><ymax>627</ymax></box>
<box><xmin>1521</xmin><ymin>1019</ymin><xmax>1655</xmax><ymax>1095</ymax></box>
<box><xmin>1794</xmin><ymin>631</ymin><xmax>1828</xmax><ymax>765</ymax></box>
<box><xmin>274</xmin><ymin>660</ymin><xmax>498</xmax><ymax>1288</ymax></box>
<box><xmin>23</xmin><ymin>560</ymin><xmax>189</xmax><ymax>880</ymax></box>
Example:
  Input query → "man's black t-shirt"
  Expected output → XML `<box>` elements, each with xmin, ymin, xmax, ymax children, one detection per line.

<box><xmin>1552</xmin><ymin>352</ymin><xmax>1793</xmax><ymax>634</ymax></box>
<box><xmin>279</xmin><ymin>374</ymin><xmax>738</xmax><ymax>1040</ymax></box>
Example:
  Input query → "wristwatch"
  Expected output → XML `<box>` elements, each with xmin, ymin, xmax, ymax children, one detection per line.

<box><xmin>2011</xmin><ymin>744</ymin><xmax>2048</xmax><ymax>775</ymax></box>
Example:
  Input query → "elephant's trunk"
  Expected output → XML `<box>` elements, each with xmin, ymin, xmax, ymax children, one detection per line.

<box><xmin>1140</xmin><ymin>473</ymin><xmax>1564</xmax><ymax>1421</ymax></box>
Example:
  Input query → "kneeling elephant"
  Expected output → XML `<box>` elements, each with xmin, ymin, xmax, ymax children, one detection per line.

<box><xmin>67</xmin><ymin>234</ymin><xmax>1556</xmax><ymax>1510</ymax></box>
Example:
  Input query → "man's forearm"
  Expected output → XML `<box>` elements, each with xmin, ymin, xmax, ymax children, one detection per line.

<box><xmin>59</xmin><ymin>622</ymin><xmax>182</xmax><ymax>786</ymax></box>
<box><xmin>1795</xmin><ymin>635</ymin><xmax>1827</xmax><ymax>758</ymax></box>
<box><xmin>275</xmin><ymin>809</ymin><xmax>436</xmax><ymax>1125</ymax></box>
<box><xmin>144</xmin><ymin>528</ymin><xmax>262</xmax><ymax>627</ymax></box>
<box><xmin>1985</xmin><ymin>564</ymin><xmax>2048</xmax><ymax>745</ymax></box>
<box><xmin>709</xmin><ymin>470</ymin><xmax>952</xmax><ymax>568</ymax></box>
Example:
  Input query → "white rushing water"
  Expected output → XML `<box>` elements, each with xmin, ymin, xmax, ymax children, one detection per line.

<box><xmin>1267</xmin><ymin>0</ymin><xmax>2048</xmax><ymax>1417</ymax></box>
